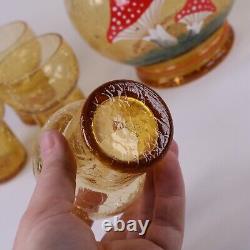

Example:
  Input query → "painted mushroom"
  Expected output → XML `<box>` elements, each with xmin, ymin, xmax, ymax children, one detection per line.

<box><xmin>107</xmin><ymin>0</ymin><xmax>177</xmax><ymax>48</ymax></box>
<box><xmin>175</xmin><ymin>0</ymin><xmax>217</xmax><ymax>35</ymax></box>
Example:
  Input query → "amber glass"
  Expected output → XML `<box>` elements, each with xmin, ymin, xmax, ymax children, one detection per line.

<box><xmin>65</xmin><ymin>0</ymin><xmax>234</xmax><ymax>87</ymax></box>
<box><xmin>137</xmin><ymin>23</ymin><xmax>234</xmax><ymax>87</ymax></box>
<box><xmin>33</xmin><ymin>80</ymin><xmax>173</xmax><ymax>219</ymax></box>
<box><xmin>0</xmin><ymin>33</ymin><xmax>84</xmax><ymax>126</ymax></box>
<box><xmin>0</xmin><ymin>101</ymin><xmax>26</xmax><ymax>182</ymax></box>
<box><xmin>0</xmin><ymin>21</ymin><xmax>38</xmax><ymax>124</ymax></box>
<box><xmin>33</xmin><ymin>88</ymin><xmax>85</xmax><ymax>126</ymax></box>
<box><xmin>0</xmin><ymin>21</ymin><xmax>34</xmax><ymax>61</ymax></box>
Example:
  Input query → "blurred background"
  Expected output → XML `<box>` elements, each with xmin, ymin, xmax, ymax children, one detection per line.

<box><xmin>0</xmin><ymin>1</ymin><xmax>250</xmax><ymax>249</ymax></box>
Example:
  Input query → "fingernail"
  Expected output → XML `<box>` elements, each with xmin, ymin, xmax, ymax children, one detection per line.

<box><xmin>40</xmin><ymin>131</ymin><xmax>56</xmax><ymax>155</ymax></box>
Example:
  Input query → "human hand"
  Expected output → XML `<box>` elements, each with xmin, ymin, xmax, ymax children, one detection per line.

<box><xmin>14</xmin><ymin>130</ymin><xmax>185</xmax><ymax>250</ymax></box>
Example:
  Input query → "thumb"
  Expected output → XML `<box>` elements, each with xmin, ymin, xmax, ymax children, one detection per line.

<box><xmin>29</xmin><ymin>130</ymin><xmax>77</xmax><ymax>215</ymax></box>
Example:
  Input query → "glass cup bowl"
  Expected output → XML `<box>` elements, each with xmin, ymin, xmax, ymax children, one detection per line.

<box><xmin>0</xmin><ymin>20</ymin><xmax>37</xmax><ymax>124</ymax></box>
<box><xmin>65</xmin><ymin>0</ymin><xmax>234</xmax><ymax>87</ymax></box>
<box><xmin>0</xmin><ymin>33</ymin><xmax>84</xmax><ymax>126</ymax></box>
<box><xmin>0</xmin><ymin>21</ymin><xmax>34</xmax><ymax>61</ymax></box>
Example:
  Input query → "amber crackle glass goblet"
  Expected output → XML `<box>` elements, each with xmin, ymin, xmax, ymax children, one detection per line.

<box><xmin>0</xmin><ymin>100</ymin><xmax>26</xmax><ymax>182</ymax></box>
<box><xmin>33</xmin><ymin>80</ymin><xmax>173</xmax><ymax>219</ymax></box>
<box><xmin>0</xmin><ymin>33</ymin><xmax>85</xmax><ymax>127</ymax></box>
<box><xmin>0</xmin><ymin>20</ymin><xmax>37</xmax><ymax>124</ymax></box>
<box><xmin>65</xmin><ymin>0</ymin><xmax>234</xmax><ymax>88</ymax></box>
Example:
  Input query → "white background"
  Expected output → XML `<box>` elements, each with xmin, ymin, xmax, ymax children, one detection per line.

<box><xmin>0</xmin><ymin>1</ymin><xmax>250</xmax><ymax>249</ymax></box>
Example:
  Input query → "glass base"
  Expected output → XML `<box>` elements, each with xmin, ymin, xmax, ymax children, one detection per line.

<box><xmin>0</xmin><ymin>121</ymin><xmax>27</xmax><ymax>182</ymax></box>
<box><xmin>136</xmin><ymin>22</ymin><xmax>234</xmax><ymax>88</ymax></box>
<box><xmin>21</xmin><ymin>87</ymin><xmax>85</xmax><ymax>127</ymax></box>
<box><xmin>17</xmin><ymin>111</ymin><xmax>36</xmax><ymax>125</ymax></box>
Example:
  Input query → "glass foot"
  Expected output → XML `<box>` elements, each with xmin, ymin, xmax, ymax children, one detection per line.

<box><xmin>0</xmin><ymin>121</ymin><xmax>27</xmax><ymax>182</ymax></box>
<box><xmin>16</xmin><ymin>111</ymin><xmax>36</xmax><ymax>125</ymax></box>
<box><xmin>27</xmin><ymin>88</ymin><xmax>85</xmax><ymax>127</ymax></box>
<box><xmin>136</xmin><ymin>22</ymin><xmax>234</xmax><ymax>88</ymax></box>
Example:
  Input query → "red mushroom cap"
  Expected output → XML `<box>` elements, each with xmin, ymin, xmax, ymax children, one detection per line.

<box><xmin>107</xmin><ymin>0</ymin><xmax>153</xmax><ymax>43</ymax></box>
<box><xmin>175</xmin><ymin>0</ymin><xmax>217</xmax><ymax>22</ymax></box>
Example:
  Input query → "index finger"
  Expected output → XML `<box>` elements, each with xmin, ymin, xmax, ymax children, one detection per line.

<box><xmin>146</xmin><ymin>144</ymin><xmax>185</xmax><ymax>250</ymax></box>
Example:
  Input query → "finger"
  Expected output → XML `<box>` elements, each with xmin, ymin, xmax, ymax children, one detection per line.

<box><xmin>118</xmin><ymin>140</ymin><xmax>176</xmax><ymax>222</ymax></box>
<box><xmin>102</xmin><ymin>166</ymin><xmax>155</xmax><ymax>241</ymax></box>
<box><xmin>124</xmin><ymin>140</ymin><xmax>179</xmax><ymax>240</ymax></box>
<box><xmin>28</xmin><ymin>130</ymin><xmax>77</xmax><ymax>214</ymax></box>
<box><xmin>122</xmin><ymin>168</ymin><xmax>154</xmax><ymax>222</ymax></box>
<box><xmin>169</xmin><ymin>140</ymin><xmax>178</xmax><ymax>157</ymax></box>
<box><xmin>121</xmin><ymin>140</ymin><xmax>179</xmax><ymax>240</ymax></box>
<box><xmin>146</xmin><ymin>148</ymin><xmax>185</xmax><ymax>250</ymax></box>
<box><xmin>125</xmin><ymin>168</ymin><xmax>154</xmax><ymax>240</ymax></box>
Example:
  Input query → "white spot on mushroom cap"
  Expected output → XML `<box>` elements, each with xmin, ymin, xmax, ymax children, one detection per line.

<box><xmin>108</xmin><ymin>0</ymin><xmax>158</xmax><ymax>42</ymax></box>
